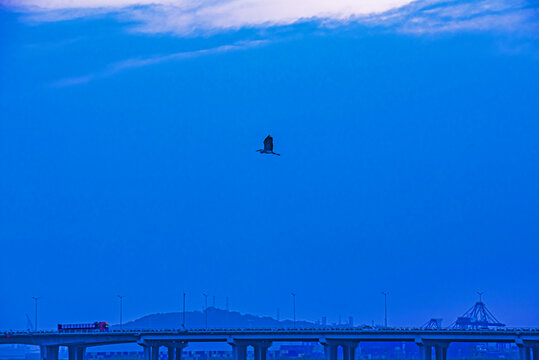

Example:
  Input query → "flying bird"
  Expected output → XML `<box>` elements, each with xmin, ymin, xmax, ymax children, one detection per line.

<box><xmin>256</xmin><ymin>135</ymin><xmax>280</xmax><ymax>156</ymax></box>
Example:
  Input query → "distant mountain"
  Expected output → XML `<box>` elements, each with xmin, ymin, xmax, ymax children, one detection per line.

<box><xmin>116</xmin><ymin>307</ymin><xmax>318</xmax><ymax>330</ymax></box>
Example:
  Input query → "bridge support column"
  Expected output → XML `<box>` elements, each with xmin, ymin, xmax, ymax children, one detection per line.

<box><xmin>175</xmin><ymin>343</ymin><xmax>187</xmax><ymax>360</ymax></box>
<box><xmin>40</xmin><ymin>346</ymin><xmax>59</xmax><ymax>360</ymax></box>
<box><xmin>323</xmin><ymin>344</ymin><xmax>338</xmax><ymax>360</ymax></box>
<box><xmin>519</xmin><ymin>346</ymin><xmax>531</xmax><ymax>360</ymax></box>
<box><xmin>342</xmin><ymin>342</ymin><xmax>359</xmax><ymax>360</ymax></box>
<box><xmin>320</xmin><ymin>340</ymin><xmax>357</xmax><ymax>360</ymax></box>
<box><xmin>532</xmin><ymin>346</ymin><xmax>538</xmax><ymax>360</ymax></box>
<box><xmin>142</xmin><ymin>344</ymin><xmax>161</xmax><ymax>360</ymax></box>
<box><xmin>68</xmin><ymin>346</ymin><xmax>86</xmax><ymax>360</ymax></box>
<box><xmin>253</xmin><ymin>341</ymin><xmax>272</xmax><ymax>360</ymax></box>
<box><xmin>143</xmin><ymin>346</ymin><xmax>151</xmax><ymax>360</ymax></box>
<box><xmin>151</xmin><ymin>345</ymin><xmax>160</xmax><ymax>360</ymax></box>
<box><xmin>165</xmin><ymin>342</ymin><xmax>187</xmax><ymax>360</ymax></box>
<box><xmin>230</xmin><ymin>344</ymin><xmax>247</xmax><ymax>360</ymax></box>
<box><xmin>434</xmin><ymin>344</ymin><xmax>449</xmax><ymax>360</ymax></box>
<box><xmin>418</xmin><ymin>344</ymin><xmax>432</xmax><ymax>360</ymax></box>
<box><xmin>142</xmin><ymin>345</ymin><xmax>152</xmax><ymax>360</ymax></box>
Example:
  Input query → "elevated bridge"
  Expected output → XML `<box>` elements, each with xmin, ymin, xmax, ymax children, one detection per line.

<box><xmin>2</xmin><ymin>329</ymin><xmax>539</xmax><ymax>360</ymax></box>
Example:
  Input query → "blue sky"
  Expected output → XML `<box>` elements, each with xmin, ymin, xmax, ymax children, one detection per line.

<box><xmin>0</xmin><ymin>0</ymin><xmax>538</xmax><ymax>330</ymax></box>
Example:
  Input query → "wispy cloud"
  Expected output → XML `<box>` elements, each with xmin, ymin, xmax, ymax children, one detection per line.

<box><xmin>50</xmin><ymin>39</ymin><xmax>268</xmax><ymax>87</ymax></box>
<box><xmin>2</xmin><ymin>0</ymin><xmax>537</xmax><ymax>37</ymax></box>
<box><xmin>369</xmin><ymin>0</ymin><xmax>539</xmax><ymax>36</ymax></box>
<box><xmin>24</xmin><ymin>36</ymin><xmax>84</xmax><ymax>50</ymax></box>
<box><xmin>2</xmin><ymin>0</ymin><xmax>414</xmax><ymax>34</ymax></box>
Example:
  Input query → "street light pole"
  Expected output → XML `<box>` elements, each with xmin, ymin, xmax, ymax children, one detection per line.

<box><xmin>381</xmin><ymin>292</ymin><xmax>388</xmax><ymax>328</ymax></box>
<box><xmin>291</xmin><ymin>293</ymin><xmax>296</xmax><ymax>329</ymax></box>
<box><xmin>32</xmin><ymin>297</ymin><xmax>40</xmax><ymax>331</ymax></box>
<box><xmin>117</xmin><ymin>295</ymin><xmax>125</xmax><ymax>330</ymax></box>
<box><xmin>202</xmin><ymin>293</ymin><xmax>208</xmax><ymax>329</ymax></box>
<box><xmin>182</xmin><ymin>293</ymin><xmax>186</xmax><ymax>328</ymax></box>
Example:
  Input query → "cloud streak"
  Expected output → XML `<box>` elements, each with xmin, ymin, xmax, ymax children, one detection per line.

<box><xmin>50</xmin><ymin>39</ymin><xmax>268</xmax><ymax>87</ymax></box>
<box><xmin>2</xmin><ymin>0</ymin><xmax>415</xmax><ymax>33</ymax></box>
<box><xmin>371</xmin><ymin>0</ymin><xmax>539</xmax><ymax>35</ymax></box>
<box><xmin>2</xmin><ymin>0</ymin><xmax>537</xmax><ymax>37</ymax></box>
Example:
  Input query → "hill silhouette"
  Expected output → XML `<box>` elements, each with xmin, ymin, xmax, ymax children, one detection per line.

<box><xmin>116</xmin><ymin>307</ymin><xmax>318</xmax><ymax>330</ymax></box>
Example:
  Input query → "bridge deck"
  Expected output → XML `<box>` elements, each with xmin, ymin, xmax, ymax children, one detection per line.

<box><xmin>2</xmin><ymin>328</ymin><xmax>539</xmax><ymax>346</ymax></box>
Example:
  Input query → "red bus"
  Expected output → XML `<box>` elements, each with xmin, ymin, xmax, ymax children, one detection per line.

<box><xmin>58</xmin><ymin>322</ymin><xmax>109</xmax><ymax>332</ymax></box>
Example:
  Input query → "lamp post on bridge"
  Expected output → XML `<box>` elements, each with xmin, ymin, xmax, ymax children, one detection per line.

<box><xmin>203</xmin><ymin>293</ymin><xmax>208</xmax><ymax>329</ymax></box>
<box><xmin>182</xmin><ymin>293</ymin><xmax>186</xmax><ymax>328</ymax></box>
<box><xmin>117</xmin><ymin>295</ymin><xmax>125</xmax><ymax>330</ymax></box>
<box><xmin>291</xmin><ymin>293</ymin><xmax>296</xmax><ymax>329</ymax></box>
<box><xmin>32</xmin><ymin>297</ymin><xmax>40</xmax><ymax>331</ymax></box>
<box><xmin>381</xmin><ymin>292</ymin><xmax>388</xmax><ymax>328</ymax></box>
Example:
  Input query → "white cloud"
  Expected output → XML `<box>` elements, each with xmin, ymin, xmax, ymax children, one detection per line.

<box><xmin>3</xmin><ymin>0</ymin><xmax>415</xmax><ymax>34</ymax></box>
<box><xmin>3</xmin><ymin>0</ymin><xmax>412</xmax><ymax>14</ymax></box>
<box><xmin>2</xmin><ymin>0</ymin><xmax>174</xmax><ymax>8</ymax></box>
<box><xmin>360</xmin><ymin>0</ymin><xmax>537</xmax><ymax>36</ymax></box>
<box><xmin>3</xmin><ymin>0</ymin><xmax>533</xmax><ymax>87</ymax></box>
<box><xmin>50</xmin><ymin>39</ymin><xmax>268</xmax><ymax>87</ymax></box>
<box><xmin>415</xmin><ymin>1</ymin><xmax>536</xmax><ymax>35</ymax></box>
<box><xmin>2</xmin><ymin>0</ymin><xmax>537</xmax><ymax>36</ymax></box>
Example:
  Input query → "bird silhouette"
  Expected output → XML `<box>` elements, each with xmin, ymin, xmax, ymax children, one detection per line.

<box><xmin>256</xmin><ymin>135</ymin><xmax>280</xmax><ymax>156</ymax></box>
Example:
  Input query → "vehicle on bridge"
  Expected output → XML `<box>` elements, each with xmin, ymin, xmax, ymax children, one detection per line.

<box><xmin>57</xmin><ymin>322</ymin><xmax>109</xmax><ymax>332</ymax></box>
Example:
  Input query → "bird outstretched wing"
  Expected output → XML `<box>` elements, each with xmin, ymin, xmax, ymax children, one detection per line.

<box><xmin>264</xmin><ymin>135</ymin><xmax>273</xmax><ymax>151</ymax></box>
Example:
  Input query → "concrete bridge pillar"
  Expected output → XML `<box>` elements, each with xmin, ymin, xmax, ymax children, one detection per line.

<box><xmin>40</xmin><ymin>345</ymin><xmax>59</xmax><ymax>360</ymax></box>
<box><xmin>151</xmin><ymin>345</ymin><xmax>160</xmax><ymax>360</ymax></box>
<box><xmin>229</xmin><ymin>343</ymin><xmax>247</xmax><ymax>360</ymax></box>
<box><xmin>229</xmin><ymin>340</ymin><xmax>271</xmax><ymax>360</ymax></box>
<box><xmin>532</xmin><ymin>346</ymin><xmax>538</xmax><ymax>360</ymax></box>
<box><xmin>342</xmin><ymin>343</ymin><xmax>358</xmax><ymax>360</ymax></box>
<box><xmin>320</xmin><ymin>340</ymin><xmax>358</xmax><ymax>360</ymax></box>
<box><xmin>417</xmin><ymin>344</ymin><xmax>432</xmax><ymax>360</ymax></box>
<box><xmin>519</xmin><ymin>346</ymin><xmax>531</xmax><ymax>360</ymax></box>
<box><xmin>142</xmin><ymin>344</ymin><xmax>161</xmax><ymax>360</ymax></box>
<box><xmin>165</xmin><ymin>342</ymin><xmax>187</xmax><ymax>360</ymax></box>
<box><xmin>433</xmin><ymin>344</ymin><xmax>449</xmax><ymax>360</ymax></box>
<box><xmin>175</xmin><ymin>344</ymin><xmax>186</xmax><ymax>360</ymax></box>
<box><xmin>323</xmin><ymin>344</ymin><xmax>338</xmax><ymax>360</ymax></box>
<box><xmin>68</xmin><ymin>346</ymin><xmax>86</xmax><ymax>360</ymax></box>
<box><xmin>143</xmin><ymin>345</ymin><xmax>151</xmax><ymax>360</ymax></box>
<box><xmin>253</xmin><ymin>341</ymin><xmax>272</xmax><ymax>360</ymax></box>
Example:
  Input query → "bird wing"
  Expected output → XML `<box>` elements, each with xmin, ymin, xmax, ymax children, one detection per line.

<box><xmin>264</xmin><ymin>135</ymin><xmax>273</xmax><ymax>151</ymax></box>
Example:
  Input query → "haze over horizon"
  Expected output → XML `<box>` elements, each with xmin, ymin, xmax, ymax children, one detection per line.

<box><xmin>1</xmin><ymin>0</ymin><xmax>538</xmax><ymax>330</ymax></box>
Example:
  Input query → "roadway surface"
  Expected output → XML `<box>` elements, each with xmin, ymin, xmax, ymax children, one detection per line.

<box><xmin>2</xmin><ymin>328</ymin><xmax>539</xmax><ymax>347</ymax></box>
